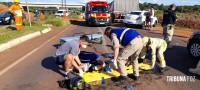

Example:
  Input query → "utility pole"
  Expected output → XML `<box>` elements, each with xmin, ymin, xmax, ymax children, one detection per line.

<box><xmin>25</xmin><ymin>0</ymin><xmax>31</xmax><ymax>26</ymax></box>
<box><xmin>62</xmin><ymin>0</ymin><xmax>63</xmax><ymax>9</ymax></box>
<box><xmin>65</xmin><ymin>0</ymin><xmax>66</xmax><ymax>10</ymax></box>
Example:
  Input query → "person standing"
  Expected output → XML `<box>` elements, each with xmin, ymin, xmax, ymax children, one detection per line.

<box><xmin>145</xmin><ymin>12</ymin><xmax>151</xmax><ymax>30</ymax></box>
<box><xmin>148</xmin><ymin>6</ymin><xmax>155</xmax><ymax>31</ymax></box>
<box><xmin>9</xmin><ymin>0</ymin><xmax>23</xmax><ymax>30</ymax></box>
<box><xmin>104</xmin><ymin>27</ymin><xmax>143</xmax><ymax>81</ymax></box>
<box><xmin>162</xmin><ymin>4</ymin><xmax>177</xmax><ymax>48</ymax></box>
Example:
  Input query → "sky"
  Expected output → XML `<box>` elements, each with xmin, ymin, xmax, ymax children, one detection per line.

<box><xmin>0</xmin><ymin>0</ymin><xmax>200</xmax><ymax>6</ymax></box>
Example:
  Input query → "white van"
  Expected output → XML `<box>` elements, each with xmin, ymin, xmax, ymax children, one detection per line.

<box><xmin>54</xmin><ymin>10</ymin><xmax>69</xmax><ymax>17</ymax></box>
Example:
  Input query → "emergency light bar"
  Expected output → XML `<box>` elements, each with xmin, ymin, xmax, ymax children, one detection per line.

<box><xmin>89</xmin><ymin>0</ymin><xmax>106</xmax><ymax>1</ymax></box>
<box><xmin>89</xmin><ymin>0</ymin><xmax>108</xmax><ymax>6</ymax></box>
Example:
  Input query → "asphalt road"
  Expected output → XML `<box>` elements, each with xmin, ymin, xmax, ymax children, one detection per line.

<box><xmin>0</xmin><ymin>20</ymin><xmax>199</xmax><ymax>90</ymax></box>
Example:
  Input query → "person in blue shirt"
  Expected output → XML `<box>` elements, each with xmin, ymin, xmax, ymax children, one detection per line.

<box><xmin>104</xmin><ymin>27</ymin><xmax>143</xmax><ymax>81</ymax></box>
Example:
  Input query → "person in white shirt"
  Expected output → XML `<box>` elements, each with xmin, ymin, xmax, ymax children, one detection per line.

<box><xmin>148</xmin><ymin>6</ymin><xmax>155</xmax><ymax>31</ymax></box>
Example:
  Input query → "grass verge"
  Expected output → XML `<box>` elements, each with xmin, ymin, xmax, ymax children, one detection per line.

<box><xmin>42</xmin><ymin>14</ymin><xmax>69</xmax><ymax>27</ymax></box>
<box><xmin>0</xmin><ymin>14</ymin><xmax>70</xmax><ymax>44</ymax></box>
<box><xmin>0</xmin><ymin>24</ymin><xmax>47</xmax><ymax>44</ymax></box>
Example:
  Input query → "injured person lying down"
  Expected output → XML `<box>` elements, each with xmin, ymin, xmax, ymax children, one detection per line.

<box><xmin>54</xmin><ymin>51</ymin><xmax>106</xmax><ymax>78</ymax></box>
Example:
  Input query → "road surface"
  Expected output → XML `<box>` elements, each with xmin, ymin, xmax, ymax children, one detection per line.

<box><xmin>0</xmin><ymin>20</ymin><xmax>199</xmax><ymax>90</ymax></box>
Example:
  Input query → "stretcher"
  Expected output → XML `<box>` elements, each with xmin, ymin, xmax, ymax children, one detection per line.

<box><xmin>60</xmin><ymin>32</ymin><xmax>103</xmax><ymax>44</ymax></box>
<box><xmin>83</xmin><ymin>63</ymin><xmax>151</xmax><ymax>83</ymax></box>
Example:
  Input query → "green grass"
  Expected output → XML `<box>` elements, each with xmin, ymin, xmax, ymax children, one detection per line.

<box><xmin>0</xmin><ymin>25</ymin><xmax>47</xmax><ymax>44</ymax></box>
<box><xmin>42</xmin><ymin>14</ymin><xmax>69</xmax><ymax>27</ymax></box>
<box><xmin>68</xmin><ymin>13</ymin><xmax>82</xmax><ymax>19</ymax></box>
<box><xmin>0</xmin><ymin>14</ymin><xmax>70</xmax><ymax>44</ymax></box>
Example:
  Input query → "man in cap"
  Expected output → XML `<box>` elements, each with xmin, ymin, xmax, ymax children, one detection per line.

<box><xmin>140</xmin><ymin>37</ymin><xmax>167</xmax><ymax>73</ymax></box>
<box><xmin>104</xmin><ymin>27</ymin><xmax>143</xmax><ymax>81</ymax></box>
<box><xmin>9</xmin><ymin>0</ymin><xmax>23</xmax><ymax>30</ymax></box>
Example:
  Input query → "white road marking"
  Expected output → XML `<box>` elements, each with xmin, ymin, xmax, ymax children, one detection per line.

<box><xmin>0</xmin><ymin>25</ymin><xmax>73</xmax><ymax>76</ymax></box>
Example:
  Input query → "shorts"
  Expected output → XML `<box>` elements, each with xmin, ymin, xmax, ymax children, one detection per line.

<box><xmin>54</xmin><ymin>54</ymin><xmax>65</xmax><ymax>65</ymax></box>
<box><xmin>146</xmin><ymin>17</ymin><xmax>151</xmax><ymax>23</ymax></box>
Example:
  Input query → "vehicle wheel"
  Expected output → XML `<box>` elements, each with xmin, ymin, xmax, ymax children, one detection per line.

<box><xmin>125</xmin><ymin>24</ymin><xmax>129</xmax><ymax>27</ymax></box>
<box><xmin>85</xmin><ymin>20</ymin><xmax>88</xmax><ymax>25</ymax></box>
<box><xmin>188</xmin><ymin>40</ymin><xmax>200</xmax><ymax>59</ymax></box>
<box><xmin>153</xmin><ymin>21</ymin><xmax>157</xmax><ymax>27</ymax></box>
<box><xmin>141</xmin><ymin>21</ymin><xmax>145</xmax><ymax>29</ymax></box>
<box><xmin>88</xmin><ymin>22</ymin><xmax>92</xmax><ymax>27</ymax></box>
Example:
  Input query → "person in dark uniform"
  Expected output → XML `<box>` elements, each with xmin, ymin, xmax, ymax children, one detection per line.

<box><xmin>162</xmin><ymin>4</ymin><xmax>177</xmax><ymax>48</ymax></box>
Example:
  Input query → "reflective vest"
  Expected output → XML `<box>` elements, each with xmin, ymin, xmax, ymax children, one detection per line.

<box><xmin>9</xmin><ymin>4</ymin><xmax>22</xmax><ymax>16</ymax></box>
<box><xmin>111</xmin><ymin>28</ymin><xmax>140</xmax><ymax>46</ymax></box>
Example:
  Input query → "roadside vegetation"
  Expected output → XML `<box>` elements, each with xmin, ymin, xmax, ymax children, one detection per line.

<box><xmin>0</xmin><ymin>14</ymin><xmax>69</xmax><ymax>44</ymax></box>
<box><xmin>140</xmin><ymin>2</ymin><xmax>200</xmax><ymax>30</ymax></box>
<box><xmin>68</xmin><ymin>8</ymin><xmax>83</xmax><ymax>19</ymax></box>
<box><xmin>42</xmin><ymin>13</ymin><xmax>70</xmax><ymax>27</ymax></box>
<box><xmin>0</xmin><ymin>24</ymin><xmax>47</xmax><ymax>44</ymax></box>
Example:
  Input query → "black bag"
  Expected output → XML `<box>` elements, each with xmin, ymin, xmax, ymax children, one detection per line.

<box><xmin>70</xmin><ymin>77</ymin><xmax>85</xmax><ymax>90</ymax></box>
<box><xmin>58</xmin><ymin>76</ymin><xmax>85</xmax><ymax>90</ymax></box>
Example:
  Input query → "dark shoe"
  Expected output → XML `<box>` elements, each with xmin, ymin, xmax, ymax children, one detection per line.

<box><xmin>116</xmin><ymin>76</ymin><xmax>129</xmax><ymax>82</ymax></box>
<box><xmin>132</xmin><ymin>75</ymin><xmax>139</xmax><ymax>81</ymax></box>
<box><xmin>65</xmin><ymin>72</ymin><xmax>76</xmax><ymax>79</ymax></box>
<box><xmin>159</xmin><ymin>67</ymin><xmax>166</xmax><ymax>73</ymax></box>
<box><xmin>167</xmin><ymin>45</ymin><xmax>173</xmax><ymax>49</ymax></box>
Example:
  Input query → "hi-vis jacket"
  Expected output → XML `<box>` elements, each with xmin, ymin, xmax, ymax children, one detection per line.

<box><xmin>9</xmin><ymin>4</ymin><xmax>22</xmax><ymax>16</ymax></box>
<box><xmin>110</xmin><ymin>28</ymin><xmax>140</xmax><ymax>47</ymax></box>
<box><xmin>140</xmin><ymin>38</ymin><xmax>167</xmax><ymax>62</ymax></box>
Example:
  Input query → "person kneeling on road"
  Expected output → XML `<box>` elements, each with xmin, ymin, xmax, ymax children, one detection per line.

<box><xmin>140</xmin><ymin>37</ymin><xmax>167</xmax><ymax>73</ymax></box>
<box><xmin>104</xmin><ymin>27</ymin><xmax>143</xmax><ymax>81</ymax></box>
<box><xmin>54</xmin><ymin>35</ymin><xmax>90</xmax><ymax>79</ymax></box>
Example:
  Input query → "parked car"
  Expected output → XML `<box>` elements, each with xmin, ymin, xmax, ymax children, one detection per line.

<box><xmin>0</xmin><ymin>11</ymin><xmax>26</xmax><ymax>25</ymax></box>
<box><xmin>187</xmin><ymin>30</ymin><xmax>200</xmax><ymax>59</ymax></box>
<box><xmin>54</xmin><ymin>10</ymin><xmax>69</xmax><ymax>17</ymax></box>
<box><xmin>123</xmin><ymin>11</ymin><xmax>158</xmax><ymax>29</ymax></box>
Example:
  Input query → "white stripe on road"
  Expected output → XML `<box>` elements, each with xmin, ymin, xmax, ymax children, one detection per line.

<box><xmin>0</xmin><ymin>25</ymin><xmax>73</xmax><ymax>76</ymax></box>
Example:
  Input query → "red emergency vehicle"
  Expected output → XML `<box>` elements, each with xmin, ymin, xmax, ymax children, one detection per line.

<box><xmin>84</xmin><ymin>0</ymin><xmax>111</xmax><ymax>26</ymax></box>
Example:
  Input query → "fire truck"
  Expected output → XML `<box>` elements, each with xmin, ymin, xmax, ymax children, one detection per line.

<box><xmin>84</xmin><ymin>0</ymin><xmax>111</xmax><ymax>26</ymax></box>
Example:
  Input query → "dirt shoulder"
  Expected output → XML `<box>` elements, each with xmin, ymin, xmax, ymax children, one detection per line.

<box><xmin>153</xmin><ymin>26</ymin><xmax>193</xmax><ymax>38</ymax></box>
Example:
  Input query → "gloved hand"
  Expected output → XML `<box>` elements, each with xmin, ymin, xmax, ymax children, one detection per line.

<box><xmin>79</xmin><ymin>69</ymin><xmax>84</xmax><ymax>76</ymax></box>
<box><xmin>111</xmin><ymin>59</ymin><xmax>118</xmax><ymax>69</ymax></box>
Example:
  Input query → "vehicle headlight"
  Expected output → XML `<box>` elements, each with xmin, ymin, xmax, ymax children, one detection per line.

<box><xmin>5</xmin><ymin>17</ymin><xmax>10</xmax><ymax>21</ymax></box>
<box><xmin>107</xmin><ymin>13</ymin><xmax>110</xmax><ymax>17</ymax></box>
<box><xmin>91</xmin><ymin>13</ymin><xmax>94</xmax><ymax>17</ymax></box>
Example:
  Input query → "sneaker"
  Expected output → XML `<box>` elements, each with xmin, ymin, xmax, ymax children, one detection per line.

<box><xmin>132</xmin><ymin>75</ymin><xmax>139</xmax><ymax>81</ymax></box>
<box><xmin>116</xmin><ymin>76</ymin><xmax>129</xmax><ymax>82</ymax></box>
<box><xmin>189</xmin><ymin>68</ymin><xmax>197</xmax><ymax>74</ymax></box>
